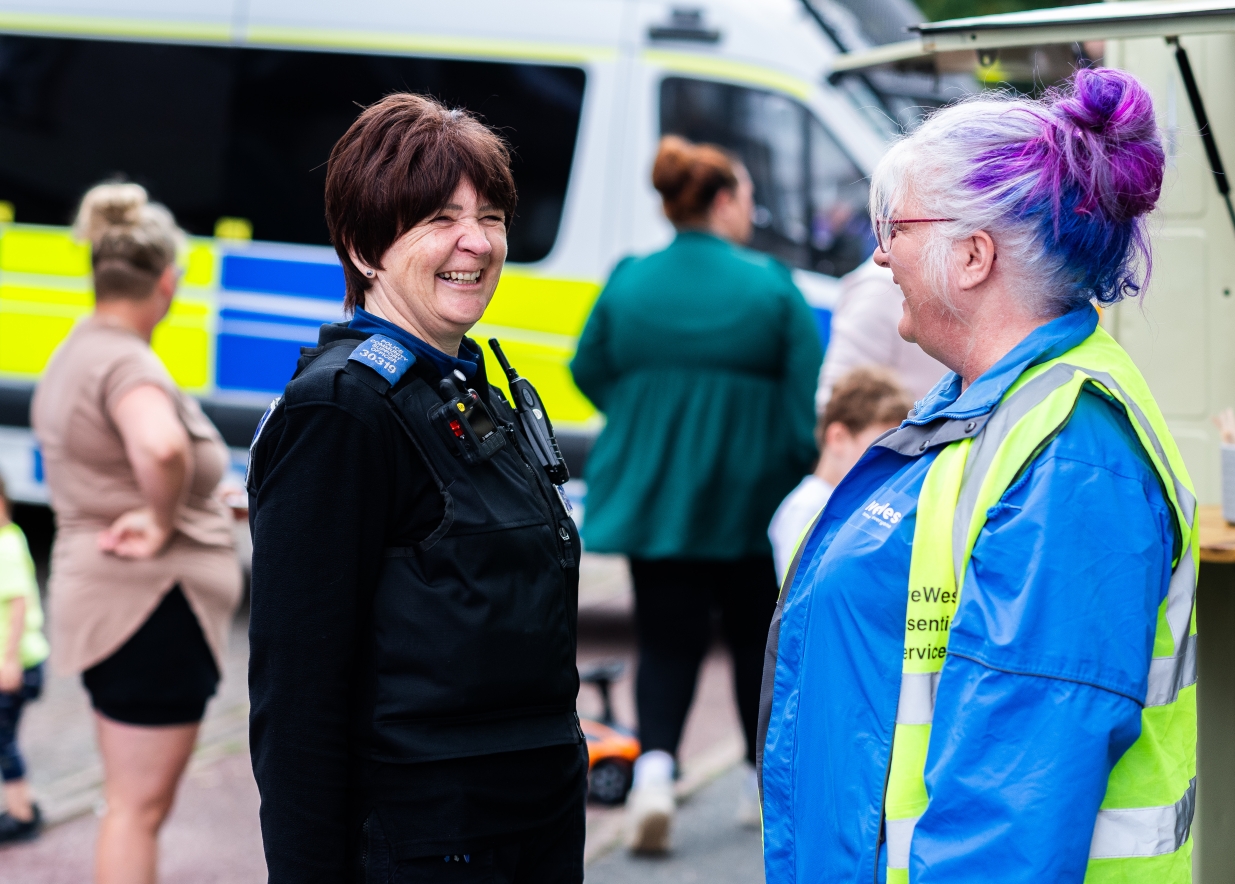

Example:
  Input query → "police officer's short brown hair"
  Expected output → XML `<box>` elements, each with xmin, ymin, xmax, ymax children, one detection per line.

<box><xmin>325</xmin><ymin>93</ymin><xmax>517</xmax><ymax>312</ymax></box>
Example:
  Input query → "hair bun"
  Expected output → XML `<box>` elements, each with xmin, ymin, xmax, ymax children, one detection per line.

<box><xmin>73</xmin><ymin>182</ymin><xmax>148</xmax><ymax>243</ymax></box>
<box><xmin>651</xmin><ymin>135</ymin><xmax>695</xmax><ymax>200</ymax></box>
<box><xmin>651</xmin><ymin>135</ymin><xmax>739</xmax><ymax>225</ymax></box>
<box><xmin>1047</xmin><ymin>67</ymin><xmax>1163</xmax><ymax>222</ymax></box>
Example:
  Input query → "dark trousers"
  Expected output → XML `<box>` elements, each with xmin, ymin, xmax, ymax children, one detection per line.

<box><xmin>630</xmin><ymin>556</ymin><xmax>779</xmax><ymax>766</ymax></box>
<box><xmin>0</xmin><ymin>663</ymin><xmax>43</xmax><ymax>782</ymax></box>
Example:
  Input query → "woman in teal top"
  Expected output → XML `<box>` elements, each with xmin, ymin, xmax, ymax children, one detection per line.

<box><xmin>571</xmin><ymin>135</ymin><xmax>822</xmax><ymax>853</ymax></box>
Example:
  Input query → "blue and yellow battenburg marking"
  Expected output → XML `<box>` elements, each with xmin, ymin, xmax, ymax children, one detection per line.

<box><xmin>0</xmin><ymin>221</ymin><xmax>604</xmax><ymax>428</ymax></box>
<box><xmin>348</xmin><ymin>335</ymin><xmax>415</xmax><ymax>385</ymax></box>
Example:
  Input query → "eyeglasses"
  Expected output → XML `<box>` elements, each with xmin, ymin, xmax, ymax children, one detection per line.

<box><xmin>872</xmin><ymin>217</ymin><xmax>956</xmax><ymax>253</ymax></box>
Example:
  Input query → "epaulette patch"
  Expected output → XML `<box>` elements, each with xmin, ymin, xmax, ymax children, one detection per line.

<box><xmin>348</xmin><ymin>334</ymin><xmax>415</xmax><ymax>386</ymax></box>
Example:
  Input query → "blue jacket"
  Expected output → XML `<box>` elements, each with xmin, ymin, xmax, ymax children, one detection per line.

<box><xmin>761</xmin><ymin>307</ymin><xmax>1175</xmax><ymax>883</ymax></box>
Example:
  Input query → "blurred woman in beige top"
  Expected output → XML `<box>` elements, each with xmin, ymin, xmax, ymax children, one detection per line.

<box><xmin>31</xmin><ymin>182</ymin><xmax>241</xmax><ymax>884</ymax></box>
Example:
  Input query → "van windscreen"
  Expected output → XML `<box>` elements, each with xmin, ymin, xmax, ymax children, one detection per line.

<box><xmin>660</xmin><ymin>77</ymin><xmax>874</xmax><ymax>279</ymax></box>
<box><xmin>0</xmin><ymin>36</ymin><xmax>585</xmax><ymax>263</ymax></box>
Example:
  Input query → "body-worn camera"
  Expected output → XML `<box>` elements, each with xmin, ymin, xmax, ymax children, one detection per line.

<box><xmin>429</xmin><ymin>370</ymin><xmax>506</xmax><ymax>465</ymax></box>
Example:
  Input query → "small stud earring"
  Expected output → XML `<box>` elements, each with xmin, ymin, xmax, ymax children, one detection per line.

<box><xmin>364</xmin><ymin>269</ymin><xmax>375</xmax><ymax>278</ymax></box>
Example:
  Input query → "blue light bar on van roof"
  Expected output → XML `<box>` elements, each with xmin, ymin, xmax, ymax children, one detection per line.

<box><xmin>221</xmin><ymin>254</ymin><xmax>345</xmax><ymax>301</ymax></box>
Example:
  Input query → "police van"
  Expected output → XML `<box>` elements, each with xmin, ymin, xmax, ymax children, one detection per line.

<box><xmin>0</xmin><ymin>0</ymin><xmax>892</xmax><ymax>504</ymax></box>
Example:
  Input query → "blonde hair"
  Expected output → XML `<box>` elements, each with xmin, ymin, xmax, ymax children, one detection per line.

<box><xmin>73</xmin><ymin>182</ymin><xmax>183</xmax><ymax>299</ymax></box>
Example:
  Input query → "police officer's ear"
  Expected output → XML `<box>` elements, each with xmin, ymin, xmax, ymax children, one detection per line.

<box><xmin>347</xmin><ymin>247</ymin><xmax>378</xmax><ymax>281</ymax></box>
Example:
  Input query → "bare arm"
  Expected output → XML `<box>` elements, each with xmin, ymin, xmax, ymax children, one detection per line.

<box><xmin>98</xmin><ymin>384</ymin><xmax>191</xmax><ymax>559</ymax></box>
<box><xmin>0</xmin><ymin>596</ymin><xmax>25</xmax><ymax>692</ymax></box>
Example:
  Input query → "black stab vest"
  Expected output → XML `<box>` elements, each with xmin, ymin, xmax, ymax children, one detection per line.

<box><xmin>289</xmin><ymin>338</ymin><xmax>583</xmax><ymax>764</ymax></box>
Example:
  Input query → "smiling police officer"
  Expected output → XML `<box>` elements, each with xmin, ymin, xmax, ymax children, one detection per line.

<box><xmin>246</xmin><ymin>94</ymin><xmax>585</xmax><ymax>884</ymax></box>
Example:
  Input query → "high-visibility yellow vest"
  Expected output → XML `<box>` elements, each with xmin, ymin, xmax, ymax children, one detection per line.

<box><xmin>884</xmin><ymin>325</ymin><xmax>1198</xmax><ymax>884</ymax></box>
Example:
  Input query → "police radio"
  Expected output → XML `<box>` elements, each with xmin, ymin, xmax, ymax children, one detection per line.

<box><xmin>429</xmin><ymin>369</ymin><xmax>506</xmax><ymax>465</ymax></box>
<box><xmin>488</xmin><ymin>338</ymin><xmax>570</xmax><ymax>485</ymax></box>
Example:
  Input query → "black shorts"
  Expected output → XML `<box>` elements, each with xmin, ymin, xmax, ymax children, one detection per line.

<box><xmin>82</xmin><ymin>585</ymin><xmax>220</xmax><ymax>726</ymax></box>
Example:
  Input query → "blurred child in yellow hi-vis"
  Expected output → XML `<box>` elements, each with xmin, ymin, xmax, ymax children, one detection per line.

<box><xmin>0</xmin><ymin>473</ymin><xmax>49</xmax><ymax>843</ymax></box>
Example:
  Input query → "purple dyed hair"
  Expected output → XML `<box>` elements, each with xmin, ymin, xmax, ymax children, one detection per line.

<box><xmin>871</xmin><ymin>68</ymin><xmax>1165</xmax><ymax>315</ymax></box>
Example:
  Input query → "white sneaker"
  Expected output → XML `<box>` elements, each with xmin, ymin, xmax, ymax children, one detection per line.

<box><xmin>735</xmin><ymin>763</ymin><xmax>761</xmax><ymax>829</ymax></box>
<box><xmin>625</xmin><ymin>751</ymin><xmax>675</xmax><ymax>854</ymax></box>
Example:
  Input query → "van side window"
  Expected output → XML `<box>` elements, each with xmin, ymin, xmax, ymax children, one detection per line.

<box><xmin>0</xmin><ymin>35</ymin><xmax>585</xmax><ymax>263</ymax></box>
<box><xmin>659</xmin><ymin>77</ymin><xmax>874</xmax><ymax>278</ymax></box>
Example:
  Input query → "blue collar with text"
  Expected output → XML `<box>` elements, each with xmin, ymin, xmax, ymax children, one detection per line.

<box><xmin>349</xmin><ymin>308</ymin><xmax>478</xmax><ymax>380</ymax></box>
<box><xmin>907</xmin><ymin>305</ymin><xmax>1098</xmax><ymax>425</ymax></box>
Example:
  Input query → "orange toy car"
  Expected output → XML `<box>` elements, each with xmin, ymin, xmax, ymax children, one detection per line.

<box><xmin>579</xmin><ymin>661</ymin><xmax>641</xmax><ymax>805</ymax></box>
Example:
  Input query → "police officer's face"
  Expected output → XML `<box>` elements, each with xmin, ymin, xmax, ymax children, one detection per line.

<box><xmin>362</xmin><ymin>177</ymin><xmax>508</xmax><ymax>354</ymax></box>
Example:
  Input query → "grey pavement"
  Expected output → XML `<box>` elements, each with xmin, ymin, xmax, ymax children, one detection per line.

<box><xmin>585</xmin><ymin>765</ymin><xmax>766</xmax><ymax>884</ymax></box>
<box><xmin>0</xmin><ymin>752</ymin><xmax>265</xmax><ymax>883</ymax></box>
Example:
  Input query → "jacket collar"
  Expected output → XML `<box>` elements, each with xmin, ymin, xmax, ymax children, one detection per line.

<box><xmin>907</xmin><ymin>305</ymin><xmax>1098</xmax><ymax>425</ymax></box>
<box><xmin>874</xmin><ymin>305</ymin><xmax>1097</xmax><ymax>458</ymax></box>
<box><xmin>311</xmin><ymin>322</ymin><xmax>490</xmax><ymax>393</ymax></box>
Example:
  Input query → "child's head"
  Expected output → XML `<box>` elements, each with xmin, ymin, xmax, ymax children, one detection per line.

<box><xmin>817</xmin><ymin>367</ymin><xmax>914</xmax><ymax>480</ymax></box>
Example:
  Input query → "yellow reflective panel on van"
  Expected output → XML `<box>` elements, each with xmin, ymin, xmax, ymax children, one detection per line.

<box><xmin>0</xmin><ymin>12</ymin><xmax>230</xmax><ymax>44</ymax></box>
<box><xmin>183</xmin><ymin>244</ymin><xmax>216</xmax><ymax>288</ymax></box>
<box><xmin>479</xmin><ymin>272</ymin><xmax>603</xmax><ymax>427</ymax></box>
<box><xmin>0</xmin><ymin>281</ymin><xmax>92</xmax><ymax>377</ymax></box>
<box><xmin>0</xmin><ymin>225</ymin><xmax>214</xmax><ymax>388</ymax></box>
<box><xmin>0</xmin><ymin>311</ymin><xmax>76</xmax><ymax>376</ymax></box>
<box><xmin>642</xmin><ymin>49</ymin><xmax>814</xmax><ymax>101</ymax></box>
<box><xmin>244</xmin><ymin>26</ymin><xmax>614</xmax><ymax>65</ymax></box>
<box><xmin>0</xmin><ymin>229</ymin><xmax>90</xmax><ymax>276</ymax></box>
<box><xmin>474</xmin><ymin>327</ymin><xmax>600</xmax><ymax>427</ymax></box>
<box><xmin>484</xmin><ymin>272</ymin><xmax>601</xmax><ymax>338</ymax></box>
<box><xmin>152</xmin><ymin>299</ymin><xmax>211</xmax><ymax>392</ymax></box>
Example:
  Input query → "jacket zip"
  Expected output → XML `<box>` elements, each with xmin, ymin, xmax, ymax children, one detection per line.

<box><xmin>874</xmin><ymin>743</ymin><xmax>894</xmax><ymax>884</ymax></box>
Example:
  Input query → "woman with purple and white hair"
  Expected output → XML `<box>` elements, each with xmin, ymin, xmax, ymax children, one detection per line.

<box><xmin>759</xmin><ymin>68</ymin><xmax>1198</xmax><ymax>883</ymax></box>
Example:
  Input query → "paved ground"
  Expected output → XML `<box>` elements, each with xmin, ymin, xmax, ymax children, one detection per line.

<box><xmin>0</xmin><ymin>533</ymin><xmax>761</xmax><ymax>883</ymax></box>
<box><xmin>0</xmin><ymin>753</ymin><xmax>264</xmax><ymax>883</ymax></box>
<box><xmin>586</xmin><ymin>766</ymin><xmax>765</xmax><ymax>884</ymax></box>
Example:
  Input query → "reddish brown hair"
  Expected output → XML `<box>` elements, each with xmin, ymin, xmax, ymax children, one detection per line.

<box><xmin>818</xmin><ymin>367</ymin><xmax>913</xmax><ymax>448</ymax></box>
<box><xmin>325</xmin><ymin>93</ymin><xmax>517</xmax><ymax>311</ymax></box>
<box><xmin>652</xmin><ymin>135</ymin><xmax>739</xmax><ymax>226</ymax></box>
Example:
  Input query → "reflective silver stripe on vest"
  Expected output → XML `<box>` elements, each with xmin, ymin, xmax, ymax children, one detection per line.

<box><xmin>951</xmin><ymin>364</ymin><xmax>1080</xmax><ymax>581</ymax></box>
<box><xmin>1089</xmin><ymin>777</ymin><xmax>1196</xmax><ymax>859</ymax></box>
<box><xmin>1146</xmin><ymin>632</ymin><xmax>1198</xmax><ymax>708</ymax></box>
<box><xmin>885</xmin><ymin>816</ymin><xmax>919</xmax><ymax>869</ymax></box>
<box><xmin>896</xmin><ymin>672</ymin><xmax>940</xmax><ymax>725</ymax></box>
<box><xmin>888</xmin><ymin>781</ymin><xmax>1196</xmax><ymax>868</ymax></box>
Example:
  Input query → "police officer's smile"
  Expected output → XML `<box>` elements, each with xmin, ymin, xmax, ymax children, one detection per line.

<box><xmin>348</xmin><ymin>176</ymin><xmax>508</xmax><ymax>357</ymax></box>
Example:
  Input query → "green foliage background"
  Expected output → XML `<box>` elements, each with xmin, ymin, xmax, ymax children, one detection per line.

<box><xmin>918</xmin><ymin>0</ymin><xmax>1088</xmax><ymax>23</ymax></box>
